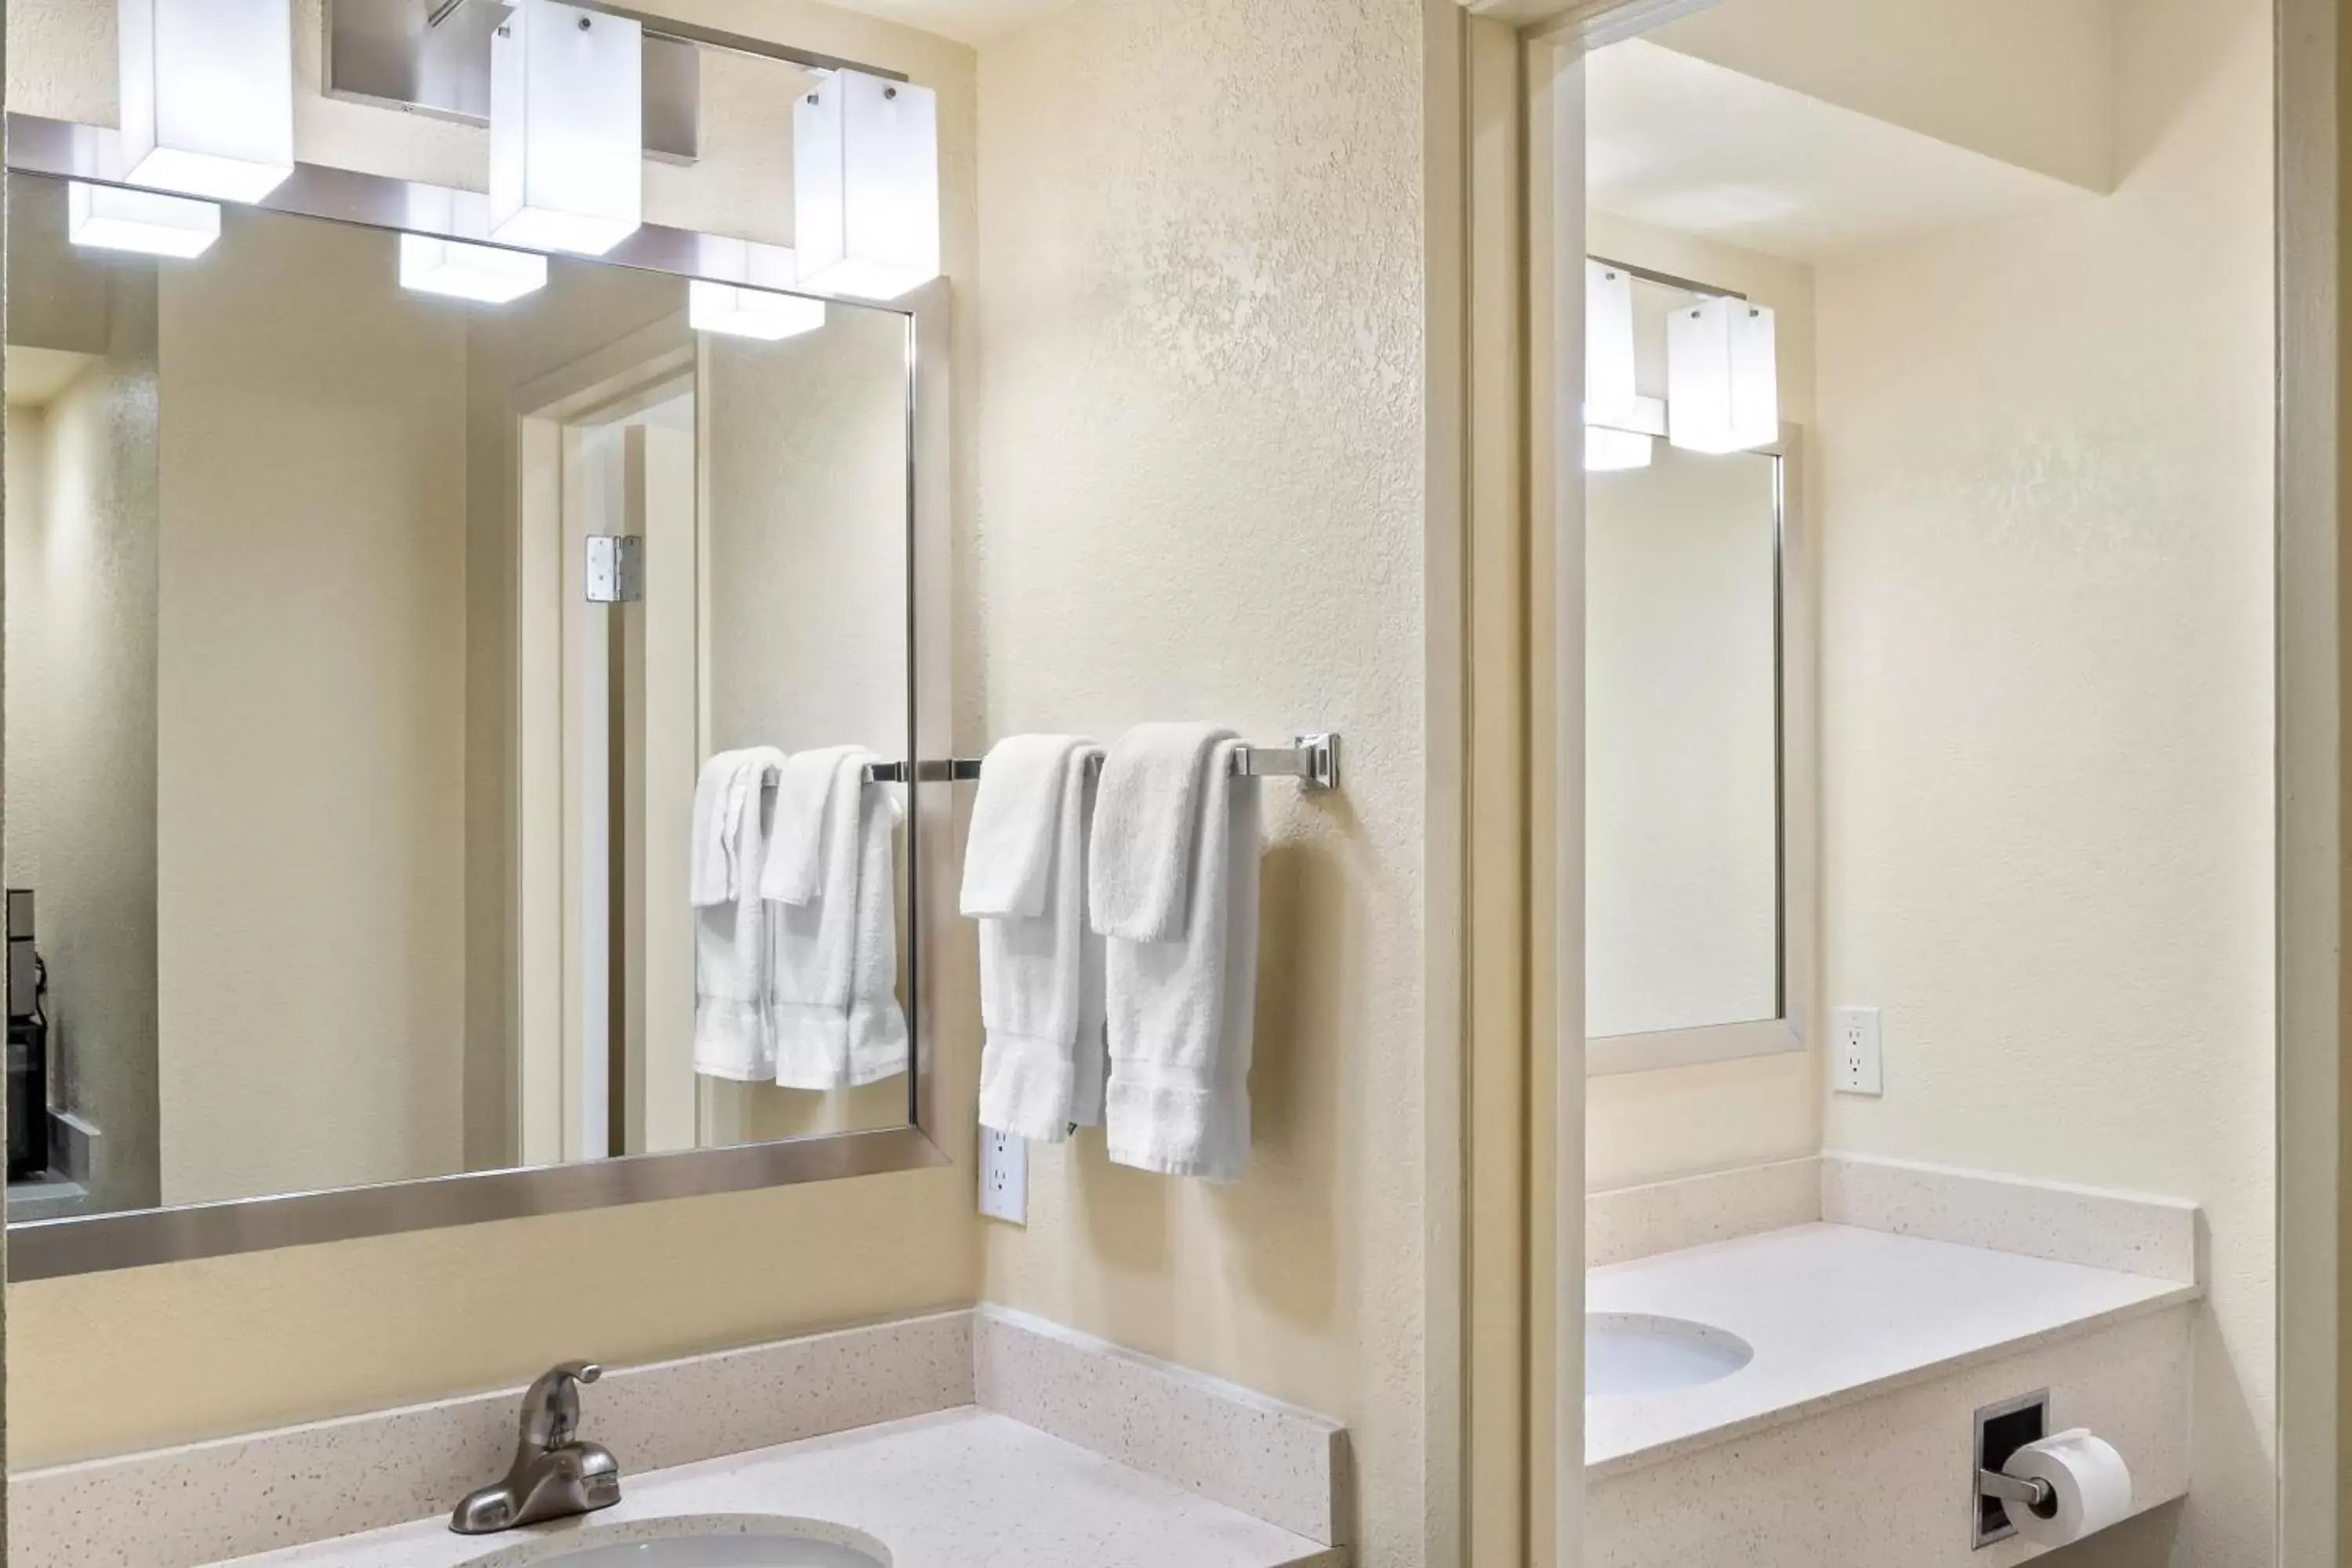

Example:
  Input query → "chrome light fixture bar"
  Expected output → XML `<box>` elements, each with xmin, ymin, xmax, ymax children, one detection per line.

<box><xmin>118</xmin><ymin>0</ymin><xmax>295</xmax><ymax>201</ymax></box>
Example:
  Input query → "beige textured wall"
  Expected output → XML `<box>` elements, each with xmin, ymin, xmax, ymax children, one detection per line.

<box><xmin>969</xmin><ymin>0</ymin><xmax>1429</xmax><ymax>1559</ymax></box>
<box><xmin>6</xmin><ymin>0</ymin><xmax>984</xmax><ymax>1466</ymax></box>
<box><xmin>1813</xmin><ymin>1</ymin><xmax>2275</xmax><ymax>1561</ymax></box>
<box><xmin>1581</xmin><ymin>216</ymin><xmax>1820</xmax><ymax>1193</ymax></box>
<box><xmin>2</xmin><ymin>285</ymin><xmax>162</xmax><ymax>1213</ymax></box>
<box><xmin>153</xmin><ymin>212</ymin><xmax>470</xmax><ymax>1207</ymax></box>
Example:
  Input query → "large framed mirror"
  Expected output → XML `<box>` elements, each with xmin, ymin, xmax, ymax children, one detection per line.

<box><xmin>1584</xmin><ymin>427</ymin><xmax>1813</xmax><ymax>1076</ymax></box>
<box><xmin>1</xmin><ymin>137</ymin><xmax>953</xmax><ymax>1276</ymax></box>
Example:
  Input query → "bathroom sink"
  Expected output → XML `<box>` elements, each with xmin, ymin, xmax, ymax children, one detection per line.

<box><xmin>1586</xmin><ymin>1312</ymin><xmax>1754</xmax><ymax>1397</ymax></box>
<box><xmin>462</xmin><ymin>1516</ymin><xmax>889</xmax><ymax>1567</ymax></box>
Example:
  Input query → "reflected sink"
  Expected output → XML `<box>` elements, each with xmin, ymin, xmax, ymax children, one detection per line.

<box><xmin>463</xmin><ymin>1516</ymin><xmax>889</xmax><ymax>1568</ymax></box>
<box><xmin>1586</xmin><ymin>1312</ymin><xmax>1754</xmax><ymax>1397</ymax></box>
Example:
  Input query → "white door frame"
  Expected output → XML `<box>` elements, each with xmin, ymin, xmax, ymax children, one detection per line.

<box><xmin>511</xmin><ymin>315</ymin><xmax>695</xmax><ymax>1167</ymax></box>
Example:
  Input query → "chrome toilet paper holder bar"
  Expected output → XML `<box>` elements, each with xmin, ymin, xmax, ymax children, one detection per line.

<box><xmin>1977</xmin><ymin>1469</ymin><xmax>2055</xmax><ymax>1513</ymax></box>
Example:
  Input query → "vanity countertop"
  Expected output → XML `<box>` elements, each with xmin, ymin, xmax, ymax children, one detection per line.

<box><xmin>1586</xmin><ymin>1221</ymin><xmax>2200</xmax><ymax>1478</ymax></box>
<box><xmin>212</xmin><ymin>1406</ymin><xmax>1338</xmax><ymax>1568</ymax></box>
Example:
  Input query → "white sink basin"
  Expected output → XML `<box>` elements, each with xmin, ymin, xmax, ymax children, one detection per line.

<box><xmin>463</xmin><ymin>1516</ymin><xmax>889</xmax><ymax>1568</ymax></box>
<box><xmin>1586</xmin><ymin>1312</ymin><xmax>1754</xmax><ymax>1397</ymax></box>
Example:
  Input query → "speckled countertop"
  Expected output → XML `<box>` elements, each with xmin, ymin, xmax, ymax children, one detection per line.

<box><xmin>1586</xmin><ymin>1221</ymin><xmax>2200</xmax><ymax>1479</ymax></box>
<box><xmin>211</xmin><ymin>1408</ymin><xmax>1338</xmax><ymax>1568</ymax></box>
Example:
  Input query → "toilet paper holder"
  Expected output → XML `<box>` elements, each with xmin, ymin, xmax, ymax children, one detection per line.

<box><xmin>1977</xmin><ymin>1468</ymin><xmax>2056</xmax><ymax>1514</ymax></box>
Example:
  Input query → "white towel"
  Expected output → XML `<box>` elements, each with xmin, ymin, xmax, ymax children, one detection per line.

<box><xmin>693</xmin><ymin>747</ymin><xmax>785</xmax><ymax>1080</ymax></box>
<box><xmin>966</xmin><ymin>735</ymin><xmax>1107</xmax><ymax>1141</ymax></box>
<box><xmin>767</xmin><ymin>747</ymin><xmax>907</xmax><ymax>1088</ymax></box>
<box><xmin>1093</xmin><ymin>727</ymin><xmax>1261</xmax><ymax>1181</ymax></box>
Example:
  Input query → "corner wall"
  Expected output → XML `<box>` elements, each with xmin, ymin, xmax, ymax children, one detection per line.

<box><xmin>967</xmin><ymin>0</ymin><xmax>1432</xmax><ymax>1559</ymax></box>
<box><xmin>1812</xmin><ymin>0</ymin><xmax>2276</xmax><ymax>1559</ymax></box>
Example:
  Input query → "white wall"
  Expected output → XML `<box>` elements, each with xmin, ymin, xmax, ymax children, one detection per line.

<box><xmin>2</xmin><ymin>278</ymin><xmax>161</xmax><ymax>1211</ymax></box>
<box><xmin>971</xmin><ymin>0</ymin><xmax>1430</xmax><ymax>1559</ymax></box>
<box><xmin>1813</xmin><ymin>0</ymin><xmax>2275</xmax><ymax>1560</ymax></box>
<box><xmin>154</xmin><ymin>210</ymin><xmax>470</xmax><ymax>1206</ymax></box>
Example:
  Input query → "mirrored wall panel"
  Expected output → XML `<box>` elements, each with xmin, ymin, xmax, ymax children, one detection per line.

<box><xmin>1586</xmin><ymin>443</ymin><xmax>1782</xmax><ymax>1040</ymax></box>
<box><xmin>2</xmin><ymin>170</ymin><xmax>921</xmax><ymax>1223</ymax></box>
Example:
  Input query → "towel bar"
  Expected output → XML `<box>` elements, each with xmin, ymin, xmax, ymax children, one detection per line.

<box><xmin>865</xmin><ymin>733</ymin><xmax>1341</xmax><ymax>792</ymax></box>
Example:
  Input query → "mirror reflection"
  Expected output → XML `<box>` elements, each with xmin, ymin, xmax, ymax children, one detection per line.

<box><xmin>2</xmin><ymin>171</ymin><xmax>919</xmax><ymax>1222</ymax></box>
<box><xmin>1586</xmin><ymin>441</ymin><xmax>1782</xmax><ymax>1040</ymax></box>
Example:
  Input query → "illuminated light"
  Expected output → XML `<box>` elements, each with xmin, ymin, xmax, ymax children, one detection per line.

<box><xmin>67</xmin><ymin>181</ymin><xmax>220</xmax><ymax>259</ymax></box>
<box><xmin>793</xmin><ymin>70</ymin><xmax>941</xmax><ymax>301</ymax></box>
<box><xmin>490</xmin><ymin>0</ymin><xmax>644</xmax><ymax>257</ymax></box>
<box><xmin>117</xmin><ymin>0</ymin><xmax>294</xmax><ymax>202</ymax></box>
<box><xmin>400</xmin><ymin>233</ymin><xmax>549</xmax><ymax>303</ymax></box>
<box><xmin>1584</xmin><ymin>426</ymin><xmax>1655</xmax><ymax>472</ymax></box>
<box><xmin>1584</xmin><ymin>261</ymin><xmax>1639</xmax><ymax>426</ymax></box>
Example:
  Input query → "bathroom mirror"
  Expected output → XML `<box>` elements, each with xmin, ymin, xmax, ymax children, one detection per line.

<box><xmin>0</xmin><ymin>162</ymin><xmax>950</xmax><ymax>1269</ymax></box>
<box><xmin>1585</xmin><ymin>432</ymin><xmax>1813</xmax><ymax>1074</ymax></box>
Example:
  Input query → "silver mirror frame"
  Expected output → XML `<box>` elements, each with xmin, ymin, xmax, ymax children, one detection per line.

<box><xmin>2</xmin><ymin>118</ymin><xmax>959</xmax><ymax>1278</ymax></box>
<box><xmin>1585</xmin><ymin>424</ymin><xmax>1816</xmax><ymax>1076</ymax></box>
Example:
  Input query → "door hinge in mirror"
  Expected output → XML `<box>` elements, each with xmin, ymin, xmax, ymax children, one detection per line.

<box><xmin>586</xmin><ymin>536</ymin><xmax>644</xmax><ymax>604</ymax></box>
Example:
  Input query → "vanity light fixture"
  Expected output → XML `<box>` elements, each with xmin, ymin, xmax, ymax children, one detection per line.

<box><xmin>67</xmin><ymin>181</ymin><xmax>221</xmax><ymax>259</ymax></box>
<box><xmin>1667</xmin><ymin>296</ymin><xmax>1778</xmax><ymax>454</ymax></box>
<box><xmin>117</xmin><ymin>0</ymin><xmax>294</xmax><ymax>202</ymax></box>
<box><xmin>1585</xmin><ymin>261</ymin><xmax>1639</xmax><ymax>426</ymax></box>
<box><xmin>689</xmin><ymin>241</ymin><xmax>826</xmax><ymax>340</ymax></box>
<box><xmin>793</xmin><ymin>71</ymin><xmax>942</xmax><ymax>301</ymax></box>
<box><xmin>489</xmin><ymin>0</ymin><xmax>644</xmax><ymax>257</ymax></box>
<box><xmin>400</xmin><ymin>234</ymin><xmax>550</xmax><ymax>303</ymax></box>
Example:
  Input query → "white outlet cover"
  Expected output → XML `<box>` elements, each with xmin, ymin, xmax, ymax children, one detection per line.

<box><xmin>1832</xmin><ymin>1006</ymin><xmax>1883</xmax><ymax>1097</ymax></box>
<box><xmin>977</xmin><ymin>1125</ymin><xmax>1027</xmax><ymax>1225</ymax></box>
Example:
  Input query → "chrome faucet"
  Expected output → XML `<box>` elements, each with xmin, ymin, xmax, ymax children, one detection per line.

<box><xmin>449</xmin><ymin>1361</ymin><xmax>622</xmax><ymax>1535</ymax></box>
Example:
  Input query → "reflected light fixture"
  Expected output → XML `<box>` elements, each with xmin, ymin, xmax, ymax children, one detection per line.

<box><xmin>68</xmin><ymin>181</ymin><xmax>221</xmax><ymax>259</ymax></box>
<box><xmin>1666</xmin><ymin>296</ymin><xmax>1778</xmax><ymax>454</ymax></box>
<box><xmin>1584</xmin><ymin>426</ymin><xmax>1654</xmax><ymax>473</ymax></box>
<box><xmin>794</xmin><ymin>70</ymin><xmax>942</xmax><ymax>301</ymax></box>
<box><xmin>118</xmin><ymin>0</ymin><xmax>294</xmax><ymax>202</ymax></box>
<box><xmin>401</xmin><ymin>234</ymin><xmax>549</xmax><ymax>303</ymax></box>
<box><xmin>1584</xmin><ymin>261</ymin><xmax>1639</xmax><ymax>426</ymax></box>
<box><xmin>690</xmin><ymin>240</ymin><xmax>826</xmax><ymax>341</ymax></box>
<box><xmin>490</xmin><ymin>0</ymin><xmax>644</xmax><ymax>257</ymax></box>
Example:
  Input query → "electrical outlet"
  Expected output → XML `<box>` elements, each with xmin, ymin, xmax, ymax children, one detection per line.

<box><xmin>1832</xmin><ymin>1006</ymin><xmax>1883</xmax><ymax>1096</ymax></box>
<box><xmin>977</xmin><ymin>1125</ymin><xmax>1027</xmax><ymax>1225</ymax></box>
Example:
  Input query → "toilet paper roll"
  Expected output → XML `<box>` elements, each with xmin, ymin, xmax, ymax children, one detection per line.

<box><xmin>2002</xmin><ymin>1428</ymin><xmax>2133</xmax><ymax>1545</ymax></box>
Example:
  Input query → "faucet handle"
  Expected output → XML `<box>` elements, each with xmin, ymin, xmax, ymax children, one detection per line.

<box><xmin>518</xmin><ymin>1360</ymin><xmax>602</xmax><ymax>1452</ymax></box>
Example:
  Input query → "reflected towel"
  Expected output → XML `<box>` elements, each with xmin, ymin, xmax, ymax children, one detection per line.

<box><xmin>767</xmin><ymin>747</ymin><xmax>906</xmax><ymax>1088</ymax></box>
<box><xmin>694</xmin><ymin>747</ymin><xmax>785</xmax><ymax>1080</ymax></box>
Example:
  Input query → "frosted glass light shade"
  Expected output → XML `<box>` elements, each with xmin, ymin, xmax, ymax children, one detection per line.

<box><xmin>401</xmin><ymin>234</ymin><xmax>548</xmax><ymax>303</ymax></box>
<box><xmin>490</xmin><ymin>0</ymin><xmax>644</xmax><ymax>257</ymax></box>
<box><xmin>117</xmin><ymin>0</ymin><xmax>294</xmax><ymax>202</ymax></box>
<box><xmin>1584</xmin><ymin>426</ymin><xmax>1654</xmax><ymax>472</ymax></box>
<box><xmin>1584</xmin><ymin>261</ymin><xmax>1639</xmax><ymax>425</ymax></box>
<box><xmin>1666</xmin><ymin>297</ymin><xmax>1778</xmax><ymax>454</ymax></box>
<box><xmin>793</xmin><ymin>71</ymin><xmax>941</xmax><ymax>301</ymax></box>
<box><xmin>68</xmin><ymin>181</ymin><xmax>220</xmax><ymax>258</ymax></box>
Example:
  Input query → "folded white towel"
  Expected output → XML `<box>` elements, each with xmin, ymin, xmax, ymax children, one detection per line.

<box><xmin>694</xmin><ymin>747</ymin><xmax>785</xmax><ymax>1080</ymax></box>
<box><xmin>1094</xmin><ymin>727</ymin><xmax>1261</xmax><ymax>1181</ymax></box>
<box><xmin>967</xmin><ymin>735</ymin><xmax>1106</xmax><ymax>1141</ymax></box>
<box><xmin>768</xmin><ymin>747</ymin><xmax>907</xmax><ymax>1088</ymax></box>
<box><xmin>1090</xmin><ymin>720</ymin><xmax>1222</xmax><ymax>943</ymax></box>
